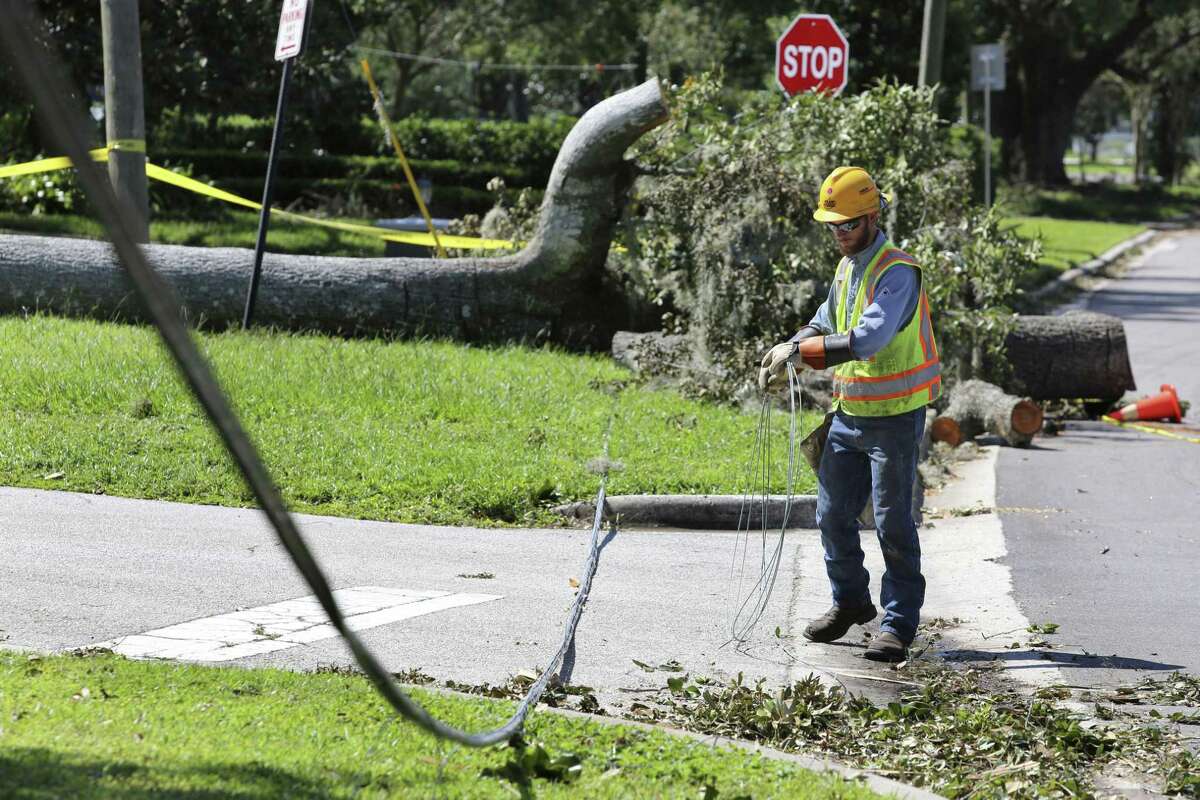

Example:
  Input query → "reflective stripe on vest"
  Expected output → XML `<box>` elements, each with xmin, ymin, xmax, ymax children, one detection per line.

<box><xmin>831</xmin><ymin>241</ymin><xmax>942</xmax><ymax>415</ymax></box>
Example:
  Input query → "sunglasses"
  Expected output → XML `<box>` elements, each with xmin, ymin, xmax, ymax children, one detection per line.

<box><xmin>825</xmin><ymin>217</ymin><xmax>863</xmax><ymax>234</ymax></box>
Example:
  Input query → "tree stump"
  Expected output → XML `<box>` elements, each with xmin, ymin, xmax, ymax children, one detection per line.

<box><xmin>0</xmin><ymin>80</ymin><xmax>670</xmax><ymax>348</ymax></box>
<box><xmin>931</xmin><ymin>379</ymin><xmax>1044</xmax><ymax>447</ymax></box>
<box><xmin>1001</xmin><ymin>311</ymin><xmax>1136</xmax><ymax>401</ymax></box>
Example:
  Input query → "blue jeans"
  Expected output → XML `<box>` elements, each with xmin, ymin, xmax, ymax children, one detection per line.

<box><xmin>815</xmin><ymin>407</ymin><xmax>926</xmax><ymax>643</ymax></box>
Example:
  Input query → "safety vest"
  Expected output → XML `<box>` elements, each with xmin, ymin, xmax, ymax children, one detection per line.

<box><xmin>831</xmin><ymin>240</ymin><xmax>942</xmax><ymax>416</ymax></box>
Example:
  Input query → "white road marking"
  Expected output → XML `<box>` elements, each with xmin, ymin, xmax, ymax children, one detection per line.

<box><xmin>103</xmin><ymin>586</ymin><xmax>501</xmax><ymax>662</ymax></box>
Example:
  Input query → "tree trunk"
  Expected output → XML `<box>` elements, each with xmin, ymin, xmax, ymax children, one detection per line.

<box><xmin>998</xmin><ymin>33</ymin><xmax>1081</xmax><ymax>186</ymax></box>
<box><xmin>995</xmin><ymin>3</ymin><xmax>1155</xmax><ymax>187</ymax></box>
<box><xmin>1126</xmin><ymin>81</ymin><xmax>1153</xmax><ymax>185</ymax></box>
<box><xmin>931</xmin><ymin>379</ymin><xmax>1043</xmax><ymax>448</ymax></box>
<box><xmin>0</xmin><ymin>80</ymin><xmax>669</xmax><ymax>348</ymax></box>
<box><xmin>999</xmin><ymin>311</ymin><xmax>1136</xmax><ymax>402</ymax></box>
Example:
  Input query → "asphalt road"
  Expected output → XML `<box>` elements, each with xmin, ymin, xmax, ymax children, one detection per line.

<box><xmin>997</xmin><ymin>231</ymin><xmax>1200</xmax><ymax>686</ymax></box>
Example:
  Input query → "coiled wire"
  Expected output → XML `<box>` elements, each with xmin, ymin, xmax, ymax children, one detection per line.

<box><xmin>728</xmin><ymin>363</ymin><xmax>804</xmax><ymax>643</ymax></box>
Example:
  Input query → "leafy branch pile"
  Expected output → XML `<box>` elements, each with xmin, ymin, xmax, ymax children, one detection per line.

<box><xmin>612</xmin><ymin>75</ymin><xmax>1041</xmax><ymax>400</ymax></box>
<box><xmin>652</xmin><ymin>668</ymin><xmax>1200</xmax><ymax>798</ymax></box>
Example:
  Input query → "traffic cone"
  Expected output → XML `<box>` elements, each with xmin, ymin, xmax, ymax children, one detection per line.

<box><xmin>1106</xmin><ymin>384</ymin><xmax>1183</xmax><ymax>423</ymax></box>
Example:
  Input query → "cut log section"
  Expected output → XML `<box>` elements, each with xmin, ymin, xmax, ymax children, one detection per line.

<box><xmin>1001</xmin><ymin>311</ymin><xmax>1136</xmax><ymax>401</ymax></box>
<box><xmin>931</xmin><ymin>379</ymin><xmax>1044</xmax><ymax>447</ymax></box>
<box><xmin>0</xmin><ymin>80</ymin><xmax>670</xmax><ymax>348</ymax></box>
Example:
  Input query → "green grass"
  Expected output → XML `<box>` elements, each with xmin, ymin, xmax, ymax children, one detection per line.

<box><xmin>1003</xmin><ymin>215</ymin><xmax>1146</xmax><ymax>288</ymax></box>
<box><xmin>0</xmin><ymin>209</ymin><xmax>387</xmax><ymax>257</ymax></box>
<box><xmin>0</xmin><ymin>315</ymin><xmax>819</xmax><ymax>526</ymax></box>
<box><xmin>0</xmin><ymin>651</ymin><xmax>881</xmax><ymax>799</ymax></box>
<box><xmin>999</xmin><ymin>181</ymin><xmax>1200</xmax><ymax>223</ymax></box>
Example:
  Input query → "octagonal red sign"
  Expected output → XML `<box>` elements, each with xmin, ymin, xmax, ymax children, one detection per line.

<box><xmin>775</xmin><ymin>13</ymin><xmax>849</xmax><ymax>97</ymax></box>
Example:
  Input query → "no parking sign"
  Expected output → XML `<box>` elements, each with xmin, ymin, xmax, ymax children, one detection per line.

<box><xmin>274</xmin><ymin>0</ymin><xmax>313</xmax><ymax>61</ymax></box>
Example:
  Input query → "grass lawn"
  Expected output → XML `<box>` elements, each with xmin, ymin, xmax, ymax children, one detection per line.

<box><xmin>1060</xmin><ymin>160</ymin><xmax>1135</xmax><ymax>178</ymax></box>
<box><xmin>1003</xmin><ymin>215</ymin><xmax>1146</xmax><ymax>288</ymax></box>
<box><xmin>1000</xmin><ymin>181</ymin><xmax>1200</xmax><ymax>224</ymax></box>
<box><xmin>0</xmin><ymin>651</ymin><xmax>881</xmax><ymax>799</ymax></box>
<box><xmin>0</xmin><ymin>315</ymin><xmax>819</xmax><ymax>526</ymax></box>
<box><xmin>0</xmin><ymin>209</ymin><xmax>387</xmax><ymax>257</ymax></box>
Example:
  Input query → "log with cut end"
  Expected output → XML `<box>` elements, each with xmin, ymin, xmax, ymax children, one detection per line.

<box><xmin>0</xmin><ymin>80</ymin><xmax>669</xmax><ymax>347</ymax></box>
<box><xmin>1002</xmin><ymin>312</ymin><xmax>1136</xmax><ymax>401</ymax></box>
<box><xmin>931</xmin><ymin>379</ymin><xmax>1044</xmax><ymax>447</ymax></box>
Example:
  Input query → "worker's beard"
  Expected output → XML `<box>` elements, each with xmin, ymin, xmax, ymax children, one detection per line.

<box><xmin>837</xmin><ymin>218</ymin><xmax>875</xmax><ymax>256</ymax></box>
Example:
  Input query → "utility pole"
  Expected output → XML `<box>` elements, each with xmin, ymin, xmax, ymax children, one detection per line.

<box><xmin>918</xmin><ymin>0</ymin><xmax>947</xmax><ymax>87</ymax></box>
<box><xmin>100</xmin><ymin>0</ymin><xmax>149</xmax><ymax>242</ymax></box>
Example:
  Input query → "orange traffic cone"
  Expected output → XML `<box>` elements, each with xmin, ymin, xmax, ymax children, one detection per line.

<box><xmin>1106</xmin><ymin>384</ymin><xmax>1183</xmax><ymax>423</ymax></box>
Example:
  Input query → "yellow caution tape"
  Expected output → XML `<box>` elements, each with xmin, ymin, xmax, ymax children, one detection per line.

<box><xmin>1</xmin><ymin>147</ymin><xmax>518</xmax><ymax>251</ymax></box>
<box><xmin>0</xmin><ymin>147</ymin><xmax>107</xmax><ymax>178</ymax></box>
<box><xmin>1099</xmin><ymin>415</ymin><xmax>1200</xmax><ymax>444</ymax></box>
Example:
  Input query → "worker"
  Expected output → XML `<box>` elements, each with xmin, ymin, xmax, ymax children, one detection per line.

<box><xmin>757</xmin><ymin>166</ymin><xmax>941</xmax><ymax>662</ymax></box>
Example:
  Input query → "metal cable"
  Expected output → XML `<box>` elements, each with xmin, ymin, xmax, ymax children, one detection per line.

<box><xmin>728</xmin><ymin>363</ymin><xmax>803</xmax><ymax>642</ymax></box>
<box><xmin>0</xmin><ymin>2</ymin><xmax>613</xmax><ymax>748</ymax></box>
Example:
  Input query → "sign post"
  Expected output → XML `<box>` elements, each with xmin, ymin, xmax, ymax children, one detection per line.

<box><xmin>775</xmin><ymin>14</ymin><xmax>849</xmax><ymax>97</ymax></box>
<box><xmin>243</xmin><ymin>0</ymin><xmax>313</xmax><ymax>329</ymax></box>
<box><xmin>970</xmin><ymin>43</ymin><xmax>1005</xmax><ymax>208</ymax></box>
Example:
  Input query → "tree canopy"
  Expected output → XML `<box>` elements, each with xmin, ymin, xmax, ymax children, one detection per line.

<box><xmin>1</xmin><ymin>0</ymin><xmax>1197</xmax><ymax>186</ymax></box>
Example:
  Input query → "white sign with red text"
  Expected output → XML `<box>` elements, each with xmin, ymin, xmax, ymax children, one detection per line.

<box><xmin>274</xmin><ymin>0</ymin><xmax>312</xmax><ymax>61</ymax></box>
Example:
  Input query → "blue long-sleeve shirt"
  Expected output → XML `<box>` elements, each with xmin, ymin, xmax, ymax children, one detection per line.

<box><xmin>804</xmin><ymin>230</ymin><xmax>919</xmax><ymax>359</ymax></box>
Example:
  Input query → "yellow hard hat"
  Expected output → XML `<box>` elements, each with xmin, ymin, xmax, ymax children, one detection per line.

<box><xmin>812</xmin><ymin>166</ymin><xmax>882</xmax><ymax>222</ymax></box>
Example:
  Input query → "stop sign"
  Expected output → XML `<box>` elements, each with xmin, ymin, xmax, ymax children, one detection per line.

<box><xmin>775</xmin><ymin>13</ymin><xmax>849</xmax><ymax>97</ymax></box>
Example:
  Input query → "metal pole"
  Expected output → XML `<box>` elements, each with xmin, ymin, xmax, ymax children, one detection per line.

<box><xmin>984</xmin><ymin>84</ymin><xmax>991</xmax><ymax>207</ymax></box>
<box><xmin>242</xmin><ymin>57</ymin><xmax>294</xmax><ymax>330</ymax></box>
<box><xmin>983</xmin><ymin>54</ymin><xmax>992</xmax><ymax>208</ymax></box>
<box><xmin>100</xmin><ymin>0</ymin><xmax>149</xmax><ymax>242</ymax></box>
<box><xmin>918</xmin><ymin>0</ymin><xmax>947</xmax><ymax>87</ymax></box>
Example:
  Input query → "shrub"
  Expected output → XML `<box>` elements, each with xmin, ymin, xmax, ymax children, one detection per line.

<box><xmin>148</xmin><ymin>109</ymin><xmax>574</xmax><ymax>170</ymax></box>
<box><xmin>616</xmin><ymin>74</ymin><xmax>1038</xmax><ymax>400</ymax></box>
<box><xmin>0</xmin><ymin>165</ymin><xmax>82</xmax><ymax>216</ymax></box>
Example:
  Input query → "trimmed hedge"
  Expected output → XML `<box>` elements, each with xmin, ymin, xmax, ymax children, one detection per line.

<box><xmin>150</xmin><ymin>112</ymin><xmax>575</xmax><ymax>172</ymax></box>
<box><xmin>155</xmin><ymin>149</ymin><xmax>534</xmax><ymax>187</ymax></box>
<box><xmin>141</xmin><ymin>113</ymin><xmax>572</xmax><ymax>217</ymax></box>
<box><xmin>158</xmin><ymin>176</ymin><xmax>541</xmax><ymax>218</ymax></box>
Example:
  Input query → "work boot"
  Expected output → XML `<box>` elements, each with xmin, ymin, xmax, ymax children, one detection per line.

<box><xmin>864</xmin><ymin>631</ymin><xmax>909</xmax><ymax>663</ymax></box>
<box><xmin>802</xmin><ymin>603</ymin><xmax>877</xmax><ymax>643</ymax></box>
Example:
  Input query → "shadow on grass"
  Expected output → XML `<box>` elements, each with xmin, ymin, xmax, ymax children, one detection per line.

<box><xmin>0</xmin><ymin>747</ymin><xmax>367</xmax><ymax>799</ymax></box>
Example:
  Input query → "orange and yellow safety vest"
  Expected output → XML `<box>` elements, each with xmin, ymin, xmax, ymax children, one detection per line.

<box><xmin>831</xmin><ymin>241</ymin><xmax>941</xmax><ymax>416</ymax></box>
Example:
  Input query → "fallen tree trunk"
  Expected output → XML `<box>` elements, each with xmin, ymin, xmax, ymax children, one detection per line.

<box><xmin>931</xmin><ymin>379</ymin><xmax>1043</xmax><ymax>447</ymax></box>
<box><xmin>0</xmin><ymin>80</ymin><xmax>669</xmax><ymax>348</ymax></box>
<box><xmin>1001</xmin><ymin>311</ymin><xmax>1136</xmax><ymax>401</ymax></box>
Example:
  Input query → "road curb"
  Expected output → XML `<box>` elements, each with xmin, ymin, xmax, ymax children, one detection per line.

<box><xmin>554</xmin><ymin>493</ymin><xmax>820</xmax><ymax>530</ymax></box>
<box><xmin>410</xmin><ymin>681</ymin><xmax>945</xmax><ymax>799</ymax></box>
<box><xmin>1027</xmin><ymin>228</ymin><xmax>1158</xmax><ymax>303</ymax></box>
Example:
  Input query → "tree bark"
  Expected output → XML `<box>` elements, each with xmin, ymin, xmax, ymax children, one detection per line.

<box><xmin>931</xmin><ymin>379</ymin><xmax>1043</xmax><ymax>448</ymax></box>
<box><xmin>0</xmin><ymin>79</ymin><xmax>669</xmax><ymax>348</ymax></box>
<box><xmin>1000</xmin><ymin>311</ymin><xmax>1136</xmax><ymax>402</ymax></box>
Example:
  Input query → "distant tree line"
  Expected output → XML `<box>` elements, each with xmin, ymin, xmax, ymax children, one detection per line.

<box><xmin>0</xmin><ymin>0</ymin><xmax>1197</xmax><ymax>186</ymax></box>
